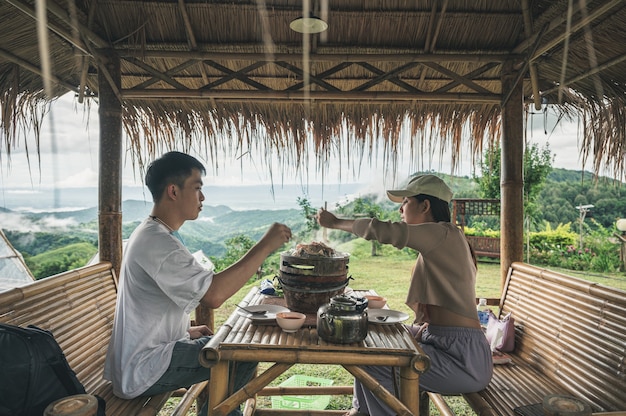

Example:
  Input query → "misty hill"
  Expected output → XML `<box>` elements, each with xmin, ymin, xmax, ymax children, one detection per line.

<box><xmin>28</xmin><ymin>200</ymin><xmax>236</xmax><ymax>224</ymax></box>
<box><xmin>3</xmin><ymin>167</ymin><xmax>625</xmax><ymax>264</ymax></box>
<box><xmin>3</xmin><ymin>200</ymin><xmax>305</xmax><ymax>259</ymax></box>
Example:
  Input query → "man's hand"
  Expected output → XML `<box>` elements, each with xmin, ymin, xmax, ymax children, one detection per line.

<box><xmin>259</xmin><ymin>222</ymin><xmax>292</xmax><ymax>252</ymax></box>
<box><xmin>188</xmin><ymin>325</ymin><xmax>213</xmax><ymax>339</ymax></box>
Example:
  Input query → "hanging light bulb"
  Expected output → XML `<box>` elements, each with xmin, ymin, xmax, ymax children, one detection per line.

<box><xmin>290</xmin><ymin>14</ymin><xmax>328</xmax><ymax>34</ymax></box>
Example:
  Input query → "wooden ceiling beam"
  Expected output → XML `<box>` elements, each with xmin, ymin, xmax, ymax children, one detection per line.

<box><xmin>121</xmin><ymin>89</ymin><xmax>500</xmax><ymax>104</ymax></box>
<box><xmin>421</xmin><ymin>62</ymin><xmax>493</xmax><ymax>95</ymax></box>
<box><xmin>118</xmin><ymin>50</ymin><xmax>517</xmax><ymax>63</ymax></box>
<box><xmin>0</xmin><ymin>48</ymin><xmax>78</xmax><ymax>93</ymax></box>
<box><xmin>434</xmin><ymin>63</ymin><xmax>499</xmax><ymax>93</ymax></box>
<box><xmin>273</xmin><ymin>61</ymin><xmax>341</xmax><ymax>92</ymax></box>
<box><xmin>357</xmin><ymin>63</ymin><xmax>422</xmax><ymax>93</ymax></box>
<box><xmin>532</xmin><ymin>0</ymin><xmax>622</xmax><ymax>61</ymax></box>
<box><xmin>202</xmin><ymin>60</ymin><xmax>271</xmax><ymax>91</ymax></box>
<box><xmin>353</xmin><ymin>62</ymin><xmax>420</xmax><ymax>92</ymax></box>
<box><xmin>177</xmin><ymin>0</ymin><xmax>209</xmax><ymax>84</ymax></box>
<box><xmin>513</xmin><ymin>0</ymin><xmax>622</xmax><ymax>61</ymax></box>
<box><xmin>129</xmin><ymin>59</ymin><xmax>201</xmax><ymax>90</ymax></box>
<box><xmin>522</xmin><ymin>0</ymin><xmax>543</xmax><ymax>110</ymax></box>
<box><xmin>124</xmin><ymin>57</ymin><xmax>189</xmax><ymax>90</ymax></box>
<box><xmin>542</xmin><ymin>51</ymin><xmax>626</xmax><ymax>96</ymax></box>
<box><xmin>285</xmin><ymin>62</ymin><xmax>353</xmax><ymax>92</ymax></box>
<box><xmin>5</xmin><ymin>0</ymin><xmax>91</xmax><ymax>55</ymax></box>
<box><xmin>200</xmin><ymin>61</ymin><xmax>267</xmax><ymax>90</ymax></box>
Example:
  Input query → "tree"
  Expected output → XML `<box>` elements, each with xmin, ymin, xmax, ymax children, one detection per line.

<box><xmin>475</xmin><ymin>142</ymin><xmax>554</xmax><ymax>226</ymax></box>
<box><xmin>210</xmin><ymin>235</ymin><xmax>255</xmax><ymax>274</ymax></box>
<box><xmin>296</xmin><ymin>197</ymin><xmax>319</xmax><ymax>239</ymax></box>
<box><xmin>475</xmin><ymin>143</ymin><xmax>554</xmax><ymax>260</ymax></box>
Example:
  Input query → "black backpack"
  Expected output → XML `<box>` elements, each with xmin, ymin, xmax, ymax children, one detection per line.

<box><xmin>0</xmin><ymin>323</ymin><xmax>105</xmax><ymax>416</ymax></box>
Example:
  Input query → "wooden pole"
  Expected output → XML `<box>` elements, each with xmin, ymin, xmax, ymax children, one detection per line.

<box><xmin>98</xmin><ymin>49</ymin><xmax>123</xmax><ymax>278</ymax></box>
<box><xmin>499</xmin><ymin>61</ymin><xmax>524</xmax><ymax>289</ymax></box>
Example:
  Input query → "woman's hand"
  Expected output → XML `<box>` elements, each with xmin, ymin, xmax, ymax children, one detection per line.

<box><xmin>316</xmin><ymin>208</ymin><xmax>338</xmax><ymax>228</ymax></box>
<box><xmin>408</xmin><ymin>323</ymin><xmax>428</xmax><ymax>342</ymax></box>
<box><xmin>316</xmin><ymin>208</ymin><xmax>356</xmax><ymax>233</ymax></box>
<box><xmin>188</xmin><ymin>325</ymin><xmax>213</xmax><ymax>339</ymax></box>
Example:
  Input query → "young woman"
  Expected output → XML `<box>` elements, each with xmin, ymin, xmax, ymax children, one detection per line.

<box><xmin>316</xmin><ymin>174</ymin><xmax>492</xmax><ymax>416</ymax></box>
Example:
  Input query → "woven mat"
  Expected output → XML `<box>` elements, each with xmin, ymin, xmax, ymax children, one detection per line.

<box><xmin>513</xmin><ymin>403</ymin><xmax>543</xmax><ymax>416</ymax></box>
<box><xmin>260</xmin><ymin>296</ymin><xmax>318</xmax><ymax>326</ymax></box>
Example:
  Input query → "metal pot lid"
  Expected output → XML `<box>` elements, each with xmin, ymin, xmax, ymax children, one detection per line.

<box><xmin>329</xmin><ymin>294</ymin><xmax>368</xmax><ymax>311</ymax></box>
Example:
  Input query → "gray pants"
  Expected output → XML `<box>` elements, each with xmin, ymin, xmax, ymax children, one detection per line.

<box><xmin>353</xmin><ymin>325</ymin><xmax>493</xmax><ymax>415</ymax></box>
<box><xmin>141</xmin><ymin>336</ymin><xmax>257</xmax><ymax>416</ymax></box>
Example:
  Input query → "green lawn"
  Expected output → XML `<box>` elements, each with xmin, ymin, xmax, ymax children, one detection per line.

<box><xmin>166</xmin><ymin>254</ymin><xmax>625</xmax><ymax>415</ymax></box>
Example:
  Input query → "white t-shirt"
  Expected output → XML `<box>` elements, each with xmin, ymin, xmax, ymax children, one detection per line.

<box><xmin>103</xmin><ymin>218</ymin><xmax>213</xmax><ymax>399</ymax></box>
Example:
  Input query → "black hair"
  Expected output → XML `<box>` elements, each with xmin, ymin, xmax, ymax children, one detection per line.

<box><xmin>414</xmin><ymin>194</ymin><xmax>451</xmax><ymax>223</ymax></box>
<box><xmin>413</xmin><ymin>194</ymin><xmax>477</xmax><ymax>267</ymax></box>
<box><xmin>145</xmin><ymin>151</ymin><xmax>206</xmax><ymax>202</ymax></box>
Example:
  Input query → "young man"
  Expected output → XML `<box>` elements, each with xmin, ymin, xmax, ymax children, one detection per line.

<box><xmin>104</xmin><ymin>152</ymin><xmax>292</xmax><ymax>415</ymax></box>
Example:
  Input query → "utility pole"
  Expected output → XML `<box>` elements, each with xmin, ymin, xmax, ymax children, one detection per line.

<box><xmin>575</xmin><ymin>204</ymin><xmax>594</xmax><ymax>249</ymax></box>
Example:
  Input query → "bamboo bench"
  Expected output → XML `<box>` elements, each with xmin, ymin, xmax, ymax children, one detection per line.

<box><xmin>442</xmin><ymin>262</ymin><xmax>626</xmax><ymax>416</ymax></box>
<box><xmin>0</xmin><ymin>262</ymin><xmax>206</xmax><ymax>415</ymax></box>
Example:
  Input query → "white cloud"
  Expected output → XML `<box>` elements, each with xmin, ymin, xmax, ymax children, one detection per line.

<box><xmin>57</xmin><ymin>168</ymin><xmax>99</xmax><ymax>188</ymax></box>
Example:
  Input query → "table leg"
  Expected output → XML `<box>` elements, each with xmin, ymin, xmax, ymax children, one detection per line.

<box><xmin>344</xmin><ymin>365</ymin><xmax>414</xmax><ymax>416</ymax></box>
<box><xmin>400</xmin><ymin>366</ymin><xmax>420</xmax><ymax>415</ymax></box>
<box><xmin>207</xmin><ymin>361</ymin><xmax>229</xmax><ymax>416</ymax></box>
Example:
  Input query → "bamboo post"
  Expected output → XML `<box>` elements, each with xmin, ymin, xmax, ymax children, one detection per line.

<box><xmin>97</xmin><ymin>49</ymin><xmax>123</xmax><ymax>278</ymax></box>
<box><xmin>499</xmin><ymin>60</ymin><xmax>525</xmax><ymax>290</ymax></box>
<box><xmin>323</xmin><ymin>201</ymin><xmax>328</xmax><ymax>243</ymax></box>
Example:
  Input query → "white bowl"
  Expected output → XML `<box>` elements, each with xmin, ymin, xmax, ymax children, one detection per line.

<box><xmin>276</xmin><ymin>311</ymin><xmax>306</xmax><ymax>332</ymax></box>
<box><xmin>365</xmin><ymin>295</ymin><xmax>387</xmax><ymax>309</ymax></box>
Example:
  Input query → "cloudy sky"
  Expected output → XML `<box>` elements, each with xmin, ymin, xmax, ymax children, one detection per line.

<box><xmin>0</xmin><ymin>92</ymin><xmax>590</xmax><ymax>194</ymax></box>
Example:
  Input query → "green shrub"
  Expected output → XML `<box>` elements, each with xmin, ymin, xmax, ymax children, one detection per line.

<box><xmin>528</xmin><ymin>223</ymin><xmax>577</xmax><ymax>249</ymax></box>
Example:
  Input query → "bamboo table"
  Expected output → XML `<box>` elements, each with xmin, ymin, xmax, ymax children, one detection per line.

<box><xmin>200</xmin><ymin>288</ymin><xmax>430</xmax><ymax>416</ymax></box>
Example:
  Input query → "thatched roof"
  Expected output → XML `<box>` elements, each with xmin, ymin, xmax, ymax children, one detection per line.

<box><xmin>1</xmin><ymin>0</ymin><xmax>625</xmax><ymax>180</ymax></box>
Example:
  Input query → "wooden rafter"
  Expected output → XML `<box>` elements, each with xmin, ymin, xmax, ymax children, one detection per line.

<box><xmin>542</xmin><ymin>51</ymin><xmax>626</xmax><ymax>96</ymax></box>
<box><xmin>177</xmin><ymin>0</ymin><xmax>209</xmax><ymax>84</ymax></box>
<box><xmin>125</xmin><ymin>57</ymin><xmax>189</xmax><ymax>90</ymax></box>
<box><xmin>421</xmin><ymin>62</ymin><xmax>493</xmax><ymax>95</ymax></box>
<box><xmin>353</xmin><ymin>62</ymin><xmax>421</xmax><ymax>92</ymax></box>
<box><xmin>200</xmin><ymin>61</ymin><xmax>267</xmax><ymax>90</ymax></box>
<box><xmin>522</xmin><ymin>0</ymin><xmax>542</xmax><ymax>110</ymax></box>
<box><xmin>121</xmin><ymin>89</ymin><xmax>500</xmax><ymax>104</ymax></box>
<box><xmin>357</xmin><ymin>62</ymin><xmax>422</xmax><ymax>93</ymax></box>
<box><xmin>285</xmin><ymin>62</ymin><xmax>352</xmax><ymax>92</ymax></box>
<box><xmin>5</xmin><ymin>0</ymin><xmax>92</xmax><ymax>55</ymax></box>
<box><xmin>0</xmin><ymin>47</ymin><xmax>77</xmax><ymax>92</ymax></box>
<box><xmin>117</xmin><ymin>50</ymin><xmax>517</xmax><ymax>63</ymax></box>
<box><xmin>274</xmin><ymin>61</ymin><xmax>341</xmax><ymax>92</ymax></box>
<box><xmin>130</xmin><ymin>59</ymin><xmax>202</xmax><ymax>90</ymax></box>
<box><xmin>433</xmin><ymin>63</ymin><xmax>499</xmax><ymax>93</ymax></box>
<box><xmin>202</xmin><ymin>60</ymin><xmax>271</xmax><ymax>91</ymax></box>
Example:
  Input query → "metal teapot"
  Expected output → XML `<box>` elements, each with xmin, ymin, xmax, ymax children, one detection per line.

<box><xmin>317</xmin><ymin>294</ymin><xmax>368</xmax><ymax>344</ymax></box>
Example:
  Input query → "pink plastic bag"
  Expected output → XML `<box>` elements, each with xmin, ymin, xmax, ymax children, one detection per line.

<box><xmin>485</xmin><ymin>310</ymin><xmax>515</xmax><ymax>352</ymax></box>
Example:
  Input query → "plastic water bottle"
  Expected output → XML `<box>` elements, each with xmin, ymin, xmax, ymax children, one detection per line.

<box><xmin>259</xmin><ymin>278</ymin><xmax>276</xmax><ymax>295</ymax></box>
<box><xmin>477</xmin><ymin>298</ymin><xmax>490</xmax><ymax>328</ymax></box>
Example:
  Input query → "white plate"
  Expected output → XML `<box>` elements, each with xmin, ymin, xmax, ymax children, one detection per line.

<box><xmin>368</xmin><ymin>309</ymin><xmax>410</xmax><ymax>324</ymax></box>
<box><xmin>236</xmin><ymin>304</ymin><xmax>290</xmax><ymax>322</ymax></box>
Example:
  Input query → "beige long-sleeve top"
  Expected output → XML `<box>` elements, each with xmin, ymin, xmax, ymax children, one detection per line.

<box><xmin>352</xmin><ymin>218</ymin><xmax>478</xmax><ymax>322</ymax></box>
